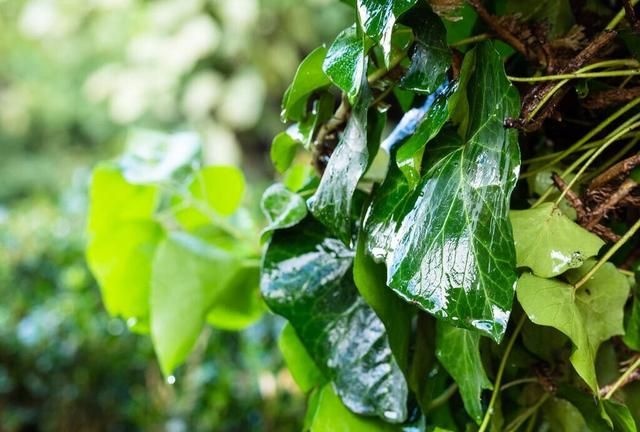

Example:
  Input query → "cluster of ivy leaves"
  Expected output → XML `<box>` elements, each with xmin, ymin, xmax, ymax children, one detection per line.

<box><xmin>87</xmin><ymin>0</ymin><xmax>640</xmax><ymax>430</ymax></box>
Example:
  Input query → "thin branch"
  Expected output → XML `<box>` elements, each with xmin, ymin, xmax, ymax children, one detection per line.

<box><xmin>589</xmin><ymin>153</ymin><xmax>640</xmax><ymax>189</ymax></box>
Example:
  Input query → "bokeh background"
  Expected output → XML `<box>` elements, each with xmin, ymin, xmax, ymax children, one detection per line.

<box><xmin>0</xmin><ymin>0</ymin><xmax>350</xmax><ymax>430</ymax></box>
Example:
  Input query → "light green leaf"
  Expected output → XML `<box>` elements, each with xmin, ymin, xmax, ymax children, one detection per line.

<box><xmin>271</xmin><ymin>132</ymin><xmax>299</xmax><ymax>174</ymax></box>
<box><xmin>309</xmin><ymin>384</ymin><xmax>402</xmax><ymax>432</ymax></box>
<box><xmin>278</xmin><ymin>323</ymin><xmax>326</xmax><ymax>393</ymax></box>
<box><xmin>517</xmin><ymin>261</ymin><xmax>630</xmax><ymax>392</ymax></box>
<box><xmin>603</xmin><ymin>399</ymin><xmax>638</xmax><ymax>432</ymax></box>
<box><xmin>151</xmin><ymin>233</ymin><xmax>241</xmax><ymax>376</ymax></box>
<box><xmin>174</xmin><ymin>165</ymin><xmax>245</xmax><ymax>228</ymax></box>
<box><xmin>624</xmin><ymin>297</ymin><xmax>640</xmax><ymax>351</ymax></box>
<box><xmin>323</xmin><ymin>25</ymin><xmax>368</xmax><ymax>102</ymax></box>
<box><xmin>510</xmin><ymin>202</ymin><xmax>604</xmax><ymax>278</ymax></box>
<box><xmin>86</xmin><ymin>163</ymin><xmax>162</xmax><ymax>322</ymax></box>
<box><xmin>356</xmin><ymin>0</ymin><xmax>417</xmax><ymax>66</ymax></box>
<box><xmin>282</xmin><ymin>46</ymin><xmax>331</xmax><ymax>122</ymax></box>
<box><xmin>435</xmin><ymin>321</ymin><xmax>492</xmax><ymax>423</ymax></box>
<box><xmin>206</xmin><ymin>263</ymin><xmax>264</xmax><ymax>330</ymax></box>
<box><xmin>260</xmin><ymin>183</ymin><xmax>308</xmax><ymax>241</ymax></box>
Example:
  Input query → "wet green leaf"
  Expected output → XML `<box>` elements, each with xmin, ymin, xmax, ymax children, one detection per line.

<box><xmin>354</xmin><ymin>232</ymin><xmax>412</xmax><ymax>373</ymax></box>
<box><xmin>517</xmin><ymin>261</ymin><xmax>630</xmax><ymax>392</ymax></box>
<box><xmin>261</xmin><ymin>218</ymin><xmax>408</xmax><ymax>422</ymax></box>
<box><xmin>510</xmin><ymin>202</ymin><xmax>604</xmax><ymax>278</ymax></box>
<box><xmin>260</xmin><ymin>183</ymin><xmax>308</xmax><ymax>241</ymax></box>
<box><xmin>323</xmin><ymin>25</ymin><xmax>368</xmax><ymax>102</ymax></box>
<box><xmin>271</xmin><ymin>132</ymin><xmax>299</xmax><ymax>174</ymax></box>
<box><xmin>151</xmin><ymin>233</ymin><xmax>241</xmax><ymax>376</ymax></box>
<box><xmin>282</xmin><ymin>46</ymin><xmax>331</xmax><ymax>122</ymax></box>
<box><xmin>435</xmin><ymin>321</ymin><xmax>492</xmax><ymax>423</ymax></box>
<box><xmin>309</xmin><ymin>384</ymin><xmax>402</xmax><ymax>431</ymax></box>
<box><xmin>174</xmin><ymin>166</ymin><xmax>245</xmax><ymax>229</ymax></box>
<box><xmin>356</xmin><ymin>0</ymin><xmax>417</xmax><ymax>66</ymax></box>
<box><xmin>400</xmin><ymin>6</ymin><xmax>451</xmax><ymax>94</ymax></box>
<box><xmin>396</xmin><ymin>82</ymin><xmax>455</xmax><ymax>187</ymax></box>
<box><xmin>309</xmin><ymin>80</ymin><xmax>384</xmax><ymax>243</ymax></box>
<box><xmin>206</xmin><ymin>263</ymin><xmax>264</xmax><ymax>330</ymax></box>
<box><xmin>365</xmin><ymin>42</ymin><xmax>520</xmax><ymax>342</ymax></box>
<box><xmin>278</xmin><ymin>323</ymin><xmax>326</xmax><ymax>393</ymax></box>
<box><xmin>86</xmin><ymin>163</ymin><xmax>162</xmax><ymax>322</ymax></box>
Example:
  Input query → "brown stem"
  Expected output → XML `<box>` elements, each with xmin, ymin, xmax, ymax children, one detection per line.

<box><xmin>589</xmin><ymin>153</ymin><xmax>640</xmax><ymax>189</ymax></box>
<box><xmin>583</xmin><ymin>87</ymin><xmax>640</xmax><ymax>110</ymax></box>
<box><xmin>552</xmin><ymin>173</ymin><xmax>587</xmax><ymax>221</ymax></box>
<box><xmin>585</xmin><ymin>178</ymin><xmax>639</xmax><ymax>229</ymax></box>
<box><xmin>623</xmin><ymin>0</ymin><xmax>640</xmax><ymax>32</ymax></box>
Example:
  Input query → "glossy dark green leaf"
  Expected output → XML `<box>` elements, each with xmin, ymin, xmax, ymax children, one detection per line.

<box><xmin>282</xmin><ymin>46</ymin><xmax>331</xmax><ymax>122</ymax></box>
<box><xmin>278</xmin><ymin>323</ymin><xmax>326</xmax><ymax>393</ymax></box>
<box><xmin>271</xmin><ymin>132</ymin><xmax>299</xmax><ymax>174</ymax></box>
<box><xmin>435</xmin><ymin>321</ymin><xmax>492</xmax><ymax>423</ymax></box>
<box><xmin>400</xmin><ymin>7</ymin><xmax>451</xmax><ymax>94</ymax></box>
<box><xmin>396</xmin><ymin>82</ymin><xmax>455</xmax><ymax>187</ymax></box>
<box><xmin>309</xmin><ymin>77</ymin><xmax>383</xmax><ymax>243</ymax></box>
<box><xmin>356</xmin><ymin>0</ymin><xmax>417</xmax><ymax>66</ymax></box>
<box><xmin>323</xmin><ymin>25</ymin><xmax>368</xmax><ymax>102</ymax></box>
<box><xmin>354</xmin><ymin>231</ymin><xmax>412</xmax><ymax>373</ymax></box>
<box><xmin>151</xmin><ymin>233</ymin><xmax>241</xmax><ymax>376</ymax></box>
<box><xmin>260</xmin><ymin>183</ymin><xmax>308</xmax><ymax>241</ymax></box>
<box><xmin>365</xmin><ymin>42</ymin><xmax>520</xmax><ymax>342</ymax></box>
<box><xmin>86</xmin><ymin>163</ymin><xmax>162</xmax><ymax>322</ymax></box>
<box><xmin>517</xmin><ymin>261</ymin><xmax>630</xmax><ymax>392</ymax></box>
<box><xmin>261</xmin><ymin>218</ymin><xmax>408</xmax><ymax>422</ymax></box>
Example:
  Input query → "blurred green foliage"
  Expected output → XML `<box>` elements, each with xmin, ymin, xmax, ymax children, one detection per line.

<box><xmin>0</xmin><ymin>0</ymin><xmax>350</xmax><ymax>429</ymax></box>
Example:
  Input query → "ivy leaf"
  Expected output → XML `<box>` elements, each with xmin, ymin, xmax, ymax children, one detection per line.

<box><xmin>174</xmin><ymin>166</ymin><xmax>245</xmax><ymax>229</ymax></box>
<box><xmin>281</xmin><ymin>46</ymin><xmax>331</xmax><ymax>122</ymax></box>
<box><xmin>309</xmin><ymin>79</ymin><xmax>384</xmax><ymax>243</ymax></box>
<box><xmin>151</xmin><ymin>233</ymin><xmax>241</xmax><ymax>376</ymax></box>
<box><xmin>260</xmin><ymin>183</ymin><xmax>308</xmax><ymax>241</ymax></box>
<box><xmin>86</xmin><ymin>163</ymin><xmax>162</xmax><ymax>323</ymax></box>
<box><xmin>261</xmin><ymin>218</ymin><xmax>408</xmax><ymax>422</ymax></box>
<box><xmin>354</xmin><ymin>231</ymin><xmax>412</xmax><ymax>373</ymax></box>
<box><xmin>308</xmin><ymin>385</ymin><xmax>402</xmax><ymax>431</ymax></box>
<box><xmin>271</xmin><ymin>132</ymin><xmax>299</xmax><ymax>174</ymax></box>
<box><xmin>400</xmin><ymin>6</ymin><xmax>451</xmax><ymax>94</ymax></box>
<box><xmin>278</xmin><ymin>323</ymin><xmax>327</xmax><ymax>393</ymax></box>
<box><xmin>323</xmin><ymin>25</ymin><xmax>368</xmax><ymax>102</ymax></box>
<box><xmin>556</xmin><ymin>385</ymin><xmax>613</xmax><ymax>431</ymax></box>
<box><xmin>510</xmin><ymin>202</ymin><xmax>604</xmax><ymax>278</ymax></box>
<box><xmin>435</xmin><ymin>322</ymin><xmax>492</xmax><ymax>423</ymax></box>
<box><xmin>603</xmin><ymin>399</ymin><xmax>638</xmax><ymax>432</ymax></box>
<box><xmin>365</xmin><ymin>42</ymin><xmax>521</xmax><ymax>342</ymax></box>
<box><xmin>517</xmin><ymin>261</ymin><xmax>630</xmax><ymax>392</ymax></box>
<box><xmin>205</xmin><ymin>263</ymin><xmax>264</xmax><ymax>331</ymax></box>
<box><xmin>624</xmin><ymin>296</ymin><xmax>640</xmax><ymax>351</ymax></box>
<box><xmin>356</xmin><ymin>0</ymin><xmax>417</xmax><ymax>66</ymax></box>
<box><xmin>396</xmin><ymin>82</ymin><xmax>455</xmax><ymax>187</ymax></box>
<box><xmin>543</xmin><ymin>397</ymin><xmax>589</xmax><ymax>432</ymax></box>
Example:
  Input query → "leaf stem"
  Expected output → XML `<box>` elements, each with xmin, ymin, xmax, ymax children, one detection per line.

<box><xmin>573</xmin><ymin>217</ymin><xmax>640</xmax><ymax>291</ymax></box>
<box><xmin>604</xmin><ymin>356</ymin><xmax>640</xmax><ymax>399</ymax></box>
<box><xmin>450</xmin><ymin>33</ymin><xmax>491</xmax><ymax>47</ymax></box>
<box><xmin>554</xmin><ymin>117</ymin><xmax>640</xmax><ymax>205</ymax></box>
<box><xmin>606</xmin><ymin>0</ymin><xmax>640</xmax><ymax>30</ymax></box>
<box><xmin>426</xmin><ymin>383</ymin><xmax>459</xmax><ymax>411</ymax></box>
<box><xmin>367</xmin><ymin>52</ymin><xmax>406</xmax><ymax>84</ymax></box>
<box><xmin>478</xmin><ymin>315</ymin><xmax>527</xmax><ymax>432</ymax></box>
<box><xmin>523</xmin><ymin>96</ymin><xmax>640</xmax><ymax>180</ymax></box>
<box><xmin>500</xmin><ymin>377</ymin><xmax>539</xmax><ymax>391</ymax></box>
<box><xmin>504</xmin><ymin>393</ymin><xmax>550</xmax><ymax>432</ymax></box>
<box><xmin>509</xmin><ymin>68</ymin><xmax>640</xmax><ymax>82</ymax></box>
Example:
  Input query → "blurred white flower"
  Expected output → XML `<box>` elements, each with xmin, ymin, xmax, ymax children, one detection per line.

<box><xmin>201</xmin><ymin>122</ymin><xmax>241</xmax><ymax>166</ymax></box>
<box><xmin>181</xmin><ymin>71</ymin><xmax>224</xmax><ymax>121</ymax></box>
<box><xmin>217</xmin><ymin>68</ymin><xmax>265</xmax><ymax>130</ymax></box>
